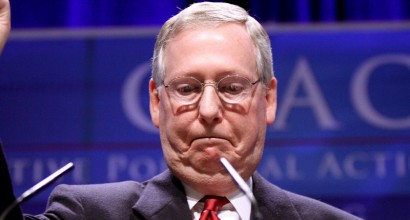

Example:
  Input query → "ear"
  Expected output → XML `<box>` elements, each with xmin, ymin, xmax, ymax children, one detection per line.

<box><xmin>149</xmin><ymin>79</ymin><xmax>160</xmax><ymax>128</ymax></box>
<box><xmin>265</xmin><ymin>78</ymin><xmax>277</xmax><ymax>125</ymax></box>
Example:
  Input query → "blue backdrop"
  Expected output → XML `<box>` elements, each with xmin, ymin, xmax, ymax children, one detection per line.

<box><xmin>2</xmin><ymin>0</ymin><xmax>410</xmax><ymax>219</ymax></box>
<box><xmin>9</xmin><ymin>0</ymin><xmax>410</xmax><ymax>28</ymax></box>
<box><xmin>1</xmin><ymin>23</ymin><xmax>410</xmax><ymax>219</ymax></box>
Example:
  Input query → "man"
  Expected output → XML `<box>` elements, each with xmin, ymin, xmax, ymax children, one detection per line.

<box><xmin>0</xmin><ymin>0</ymin><xmax>10</xmax><ymax>54</ymax></box>
<box><xmin>4</xmin><ymin>2</ymin><xmax>361</xmax><ymax>220</ymax></box>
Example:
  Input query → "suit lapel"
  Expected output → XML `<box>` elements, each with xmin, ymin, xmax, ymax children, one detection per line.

<box><xmin>132</xmin><ymin>170</ymin><xmax>302</xmax><ymax>219</ymax></box>
<box><xmin>132</xmin><ymin>170</ymin><xmax>192</xmax><ymax>220</ymax></box>
<box><xmin>252</xmin><ymin>172</ymin><xmax>302</xmax><ymax>220</ymax></box>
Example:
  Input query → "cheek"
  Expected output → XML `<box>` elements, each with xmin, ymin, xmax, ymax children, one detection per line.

<box><xmin>241</xmin><ymin>97</ymin><xmax>267</xmax><ymax>131</ymax></box>
<box><xmin>158</xmin><ymin>95</ymin><xmax>180</xmax><ymax>130</ymax></box>
<box><xmin>158</xmin><ymin>100</ymin><xmax>196</xmax><ymax>149</ymax></box>
<box><xmin>239</xmin><ymin>97</ymin><xmax>267</xmax><ymax>149</ymax></box>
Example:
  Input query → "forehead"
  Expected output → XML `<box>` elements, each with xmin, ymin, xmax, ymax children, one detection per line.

<box><xmin>163</xmin><ymin>23</ymin><xmax>257</xmax><ymax>80</ymax></box>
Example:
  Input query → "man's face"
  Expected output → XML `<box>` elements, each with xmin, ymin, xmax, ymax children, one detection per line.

<box><xmin>149</xmin><ymin>23</ymin><xmax>277</xmax><ymax>195</ymax></box>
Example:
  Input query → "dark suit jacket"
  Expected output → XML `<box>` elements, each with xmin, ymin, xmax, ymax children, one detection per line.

<box><xmin>0</xmin><ymin>142</ymin><xmax>24</xmax><ymax>220</ymax></box>
<box><xmin>25</xmin><ymin>170</ymin><xmax>361</xmax><ymax>220</ymax></box>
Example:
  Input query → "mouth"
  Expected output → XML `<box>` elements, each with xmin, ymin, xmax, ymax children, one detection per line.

<box><xmin>190</xmin><ymin>136</ymin><xmax>228</xmax><ymax>144</ymax></box>
<box><xmin>190</xmin><ymin>137</ymin><xmax>232</xmax><ymax>149</ymax></box>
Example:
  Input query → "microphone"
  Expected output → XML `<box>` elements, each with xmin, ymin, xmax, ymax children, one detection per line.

<box><xmin>220</xmin><ymin>157</ymin><xmax>263</xmax><ymax>220</ymax></box>
<box><xmin>0</xmin><ymin>162</ymin><xmax>74</xmax><ymax>220</ymax></box>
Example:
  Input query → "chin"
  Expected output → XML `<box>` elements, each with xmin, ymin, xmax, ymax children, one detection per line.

<box><xmin>194</xmin><ymin>174</ymin><xmax>238</xmax><ymax>196</ymax></box>
<box><xmin>172</xmin><ymin>166</ymin><xmax>238</xmax><ymax>196</ymax></box>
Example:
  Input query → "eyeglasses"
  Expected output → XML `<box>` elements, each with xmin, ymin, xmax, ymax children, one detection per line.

<box><xmin>162</xmin><ymin>75</ymin><xmax>261</xmax><ymax>105</ymax></box>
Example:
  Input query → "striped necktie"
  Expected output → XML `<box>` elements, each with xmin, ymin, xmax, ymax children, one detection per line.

<box><xmin>199</xmin><ymin>196</ymin><xmax>230</xmax><ymax>220</ymax></box>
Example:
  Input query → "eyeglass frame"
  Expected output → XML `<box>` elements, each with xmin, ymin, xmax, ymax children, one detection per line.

<box><xmin>160</xmin><ymin>74</ymin><xmax>262</xmax><ymax>105</ymax></box>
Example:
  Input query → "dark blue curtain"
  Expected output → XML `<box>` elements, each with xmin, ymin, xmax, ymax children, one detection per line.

<box><xmin>10</xmin><ymin>0</ymin><xmax>410</xmax><ymax>28</ymax></box>
<box><xmin>10</xmin><ymin>0</ymin><xmax>188</xmax><ymax>28</ymax></box>
<box><xmin>250</xmin><ymin>0</ymin><xmax>410</xmax><ymax>22</ymax></box>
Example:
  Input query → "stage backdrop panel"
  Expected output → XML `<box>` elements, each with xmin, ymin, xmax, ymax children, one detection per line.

<box><xmin>1</xmin><ymin>24</ymin><xmax>410</xmax><ymax>219</ymax></box>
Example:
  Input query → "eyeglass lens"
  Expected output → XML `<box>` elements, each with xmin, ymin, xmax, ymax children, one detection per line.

<box><xmin>165</xmin><ymin>75</ymin><xmax>257</xmax><ymax>104</ymax></box>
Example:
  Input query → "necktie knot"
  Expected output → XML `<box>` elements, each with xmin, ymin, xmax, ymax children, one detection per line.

<box><xmin>199</xmin><ymin>196</ymin><xmax>230</xmax><ymax>220</ymax></box>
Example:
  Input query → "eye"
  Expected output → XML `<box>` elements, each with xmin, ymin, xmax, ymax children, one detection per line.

<box><xmin>219</xmin><ymin>82</ymin><xmax>245</xmax><ymax>95</ymax></box>
<box><xmin>174</xmin><ymin>83</ymin><xmax>201</xmax><ymax>96</ymax></box>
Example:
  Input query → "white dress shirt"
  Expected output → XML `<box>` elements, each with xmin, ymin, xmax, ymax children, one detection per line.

<box><xmin>183</xmin><ymin>178</ymin><xmax>253</xmax><ymax>220</ymax></box>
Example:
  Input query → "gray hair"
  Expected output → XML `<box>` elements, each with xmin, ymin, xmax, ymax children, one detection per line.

<box><xmin>151</xmin><ymin>2</ymin><xmax>274</xmax><ymax>87</ymax></box>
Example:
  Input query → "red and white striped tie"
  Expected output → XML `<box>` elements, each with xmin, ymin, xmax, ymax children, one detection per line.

<box><xmin>199</xmin><ymin>196</ymin><xmax>230</xmax><ymax>220</ymax></box>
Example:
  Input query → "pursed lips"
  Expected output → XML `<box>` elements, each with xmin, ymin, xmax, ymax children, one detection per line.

<box><xmin>190</xmin><ymin>136</ymin><xmax>232</xmax><ymax>147</ymax></box>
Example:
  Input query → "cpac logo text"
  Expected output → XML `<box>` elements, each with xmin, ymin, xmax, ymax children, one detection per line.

<box><xmin>122</xmin><ymin>54</ymin><xmax>410</xmax><ymax>133</ymax></box>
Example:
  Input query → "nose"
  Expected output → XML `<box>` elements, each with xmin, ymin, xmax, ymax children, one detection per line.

<box><xmin>198</xmin><ymin>84</ymin><xmax>222</xmax><ymax>124</ymax></box>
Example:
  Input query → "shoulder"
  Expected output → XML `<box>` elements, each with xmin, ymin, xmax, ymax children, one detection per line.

<box><xmin>252</xmin><ymin>172</ymin><xmax>362</xmax><ymax>220</ymax></box>
<box><xmin>49</xmin><ymin>170</ymin><xmax>176</xmax><ymax>208</ymax></box>
<box><xmin>54</xmin><ymin>180</ymin><xmax>145</xmax><ymax>197</ymax></box>
<box><xmin>283</xmin><ymin>190</ymin><xmax>362</xmax><ymax>220</ymax></box>
<box><xmin>47</xmin><ymin>181</ymin><xmax>145</xmax><ymax>218</ymax></box>
<box><xmin>32</xmin><ymin>170</ymin><xmax>182</xmax><ymax>219</ymax></box>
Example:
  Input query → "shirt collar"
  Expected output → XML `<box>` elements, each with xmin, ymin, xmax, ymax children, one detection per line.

<box><xmin>183</xmin><ymin>177</ymin><xmax>253</xmax><ymax>220</ymax></box>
